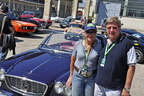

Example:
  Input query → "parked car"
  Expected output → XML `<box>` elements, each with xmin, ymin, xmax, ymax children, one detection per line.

<box><xmin>8</xmin><ymin>12</ymin><xmax>37</xmax><ymax>34</ymax></box>
<box><xmin>64</xmin><ymin>22</ymin><xmax>84</xmax><ymax>34</ymax></box>
<box><xmin>0</xmin><ymin>33</ymin><xmax>85</xmax><ymax>96</ymax></box>
<box><xmin>20</xmin><ymin>11</ymin><xmax>52</xmax><ymax>29</ymax></box>
<box><xmin>64</xmin><ymin>32</ymin><xmax>83</xmax><ymax>41</ymax></box>
<box><xmin>59</xmin><ymin>17</ymin><xmax>74</xmax><ymax>28</ymax></box>
<box><xmin>121</xmin><ymin>29</ymin><xmax>144</xmax><ymax>63</ymax></box>
<box><xmin>11</xmin><ymin>20</ymin><xmax>38</xmax><ymax>33</ymax></box>
<box><xmin>19</xmin><ymin>17</ymin><xmax>41</xmax><ymax>32</ymax></box>
<box><xmin>20</xmin><ymin>11</ymin><xmax>35</xmax><ymax>18</ymax></box>
<box><xmin>60</xmin><ymin>19</ymin><xmax>70</xmax><ymax>28</ymax></box>
<box><xmin>50</xmin><ymin>16</ymin><xmax>64</xmax><ymax>23</ymax></box>
<box><xmin>31</xmin><ymin>17</ymin><xmax>52</xmax><ymax>29</ymax></box>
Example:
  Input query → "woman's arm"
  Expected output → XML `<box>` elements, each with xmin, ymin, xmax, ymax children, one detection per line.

<box><xmin>66</xmin><ymin>56</ymin><xmax>76</xmax><ymax>87</ymax></box>
<box><xmin>70</xmin><ymin>56</ymin><xmax>76</xmax><ymax>76</ymax></box>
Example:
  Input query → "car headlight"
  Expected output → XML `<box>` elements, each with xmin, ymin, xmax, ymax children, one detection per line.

<box><xmin>0</xmin><ymin>68</ymin><xmax>5</xmax><ymax>81</ymax></box>
<box><xmin>18</xmin><ymin>23</ymin><xmax>22</xmax><ymax>26</ymax></box>
<box><xmin>54</xmin><ymin>82</ymin><xmax>64</xmax><ymax>94</ymax></box>
<box><xmin>134</xmin><ymin>43</ymin><xmax>139</xmax><ymax>46</ymax></box>
<box><xmin>63</xmin><ymin>86</ymin><xmax>72</xmax><ymax>96</ymax></box>
<box><xmin>54</xmin><ymin>82</ymin><xmax>72</xmax><ymax>96</ymax></box>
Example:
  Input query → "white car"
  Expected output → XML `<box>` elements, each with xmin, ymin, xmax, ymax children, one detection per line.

<box><xmin>50</xmin><ymin>16</ymin><xmax>64</xmax><ymax>23</ymax></box>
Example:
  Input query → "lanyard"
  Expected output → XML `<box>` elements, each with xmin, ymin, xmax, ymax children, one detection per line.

<box><xmin>85</xmin><ymin>43</ymin><xmax>89</xmax><ymax>63</ymax></box>
<box><xmin>84</xmin><ymin>40</ymin><xmax>92</xmax><ymax>64</ymax></box>
<box><xmin>104</xmin><ymin>42</ymin><xmax>116</xmax><ymax>56</ymax></box>
<box><xmin>101</xmin><ymin>41</ymin><xmax>116</xmax><ymax>67</ymax></box>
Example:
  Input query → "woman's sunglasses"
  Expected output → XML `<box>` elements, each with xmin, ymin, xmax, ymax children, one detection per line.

<box><xmin>85</xmin><ymin>31</ymin><xmax>96</xmax><ymax>34</ymax></box>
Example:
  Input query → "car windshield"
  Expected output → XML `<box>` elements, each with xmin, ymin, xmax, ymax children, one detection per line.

<box><xmin>40</xmin><ymin>33</ymin><xmax>83</xmax><ymax>53</ymax></box>
<box><xmin>132</xmin><ymin>33</ymin><xmax>144</xmax><ymax>42</ymax></box>
<box><xmin>23</xmin><ymin>11</ymin><xmax>34</xmax><ymax>15</ymax></box>
<box><xmin>121</xmin><ymin>29</ymin><xmax>144</xmax><ymax>42</ymax></box>
<box><xmin>70</xmin><ymin>24</ymin><xmax>82</xmax><ymax>28</ymax></box>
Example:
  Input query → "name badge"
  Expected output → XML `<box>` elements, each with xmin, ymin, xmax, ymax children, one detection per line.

<box><xmin>100</xmin><ymin>56</ymin><xmax>106</xmax><ymax>67</ymax></box>
<box><xmin>83</xmin><ymin>64</ymin><xmax>88</xmax><ymax>70</ymax></box>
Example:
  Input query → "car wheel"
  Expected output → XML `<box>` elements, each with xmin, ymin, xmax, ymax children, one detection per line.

<box><xmin>135</xmin><ymin>48</ymin><xmax>144</xmax><ymax>63</ymax></box>
<box><xmin>46</xmin><ymin>26</ymin><xmax>49</xmax><ymax>29</ymax></box>
<box><xmin>65</xmin><ymin>35</ymin><xmax>71</xmax><ymax>40</ymax></box>
<box><xmin>60</xmin><ymin>25</ymin><xmax>65</xmax><ymax>28</ymax></box>
<box><xmin>34</xmin><ymin>28</ymin><xmax>39</xmax><ymax>33</ymax></box>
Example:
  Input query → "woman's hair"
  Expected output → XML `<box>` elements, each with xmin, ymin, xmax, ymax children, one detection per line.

<box><xmin>105</xmin><ymin>16</ymin><xmax>122</xmax><ymax>28</ymax></box>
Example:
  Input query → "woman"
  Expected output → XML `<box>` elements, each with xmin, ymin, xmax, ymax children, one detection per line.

<box><xmin>66</xmin><ymin>23</ymin><xmax>102</xmax><ymax>96</ymax></box>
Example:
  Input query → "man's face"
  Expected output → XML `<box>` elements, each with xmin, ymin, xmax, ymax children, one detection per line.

<box><xmin>106</xmin><ymin>22</ymin><xmax>120</xmax><ymax>41</ymax></box>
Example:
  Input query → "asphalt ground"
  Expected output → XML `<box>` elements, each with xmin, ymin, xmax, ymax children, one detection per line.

<box><xmin>6</xmin><ymin>22</ymin><xmax>144</xmax><ymax>96</ymax></box>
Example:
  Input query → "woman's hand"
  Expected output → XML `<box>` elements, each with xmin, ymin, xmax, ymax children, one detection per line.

<box><xmin>66</xmin><ymin>75</ymin><xmax>72</xmax><ymax>87</ymax></box>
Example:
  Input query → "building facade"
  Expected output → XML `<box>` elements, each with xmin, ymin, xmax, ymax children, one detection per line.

<box><xmin>103</xmin><ymin>0</ymin><xmax>144</xmax><ymax>18</ymax></box>
<box><xmin>0</xmin><ymin>0</ymin><xmax>44</xmax><ymax>17</ymax></box>
<box><xmin>0</xmin><ymin>0</ymin><xmax>76</xmax><ymax>19</ymax></box>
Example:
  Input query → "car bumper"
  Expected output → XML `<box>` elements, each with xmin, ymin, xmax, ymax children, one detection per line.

<box><xmin>0</xmin><ymin>89</ymin><xmax>20</xmax><ymax>96</ymax></box>
<box><xmin>0</xmin><ymin>89</ymin><xmax>13</xmax><ymax>96</ymax></box>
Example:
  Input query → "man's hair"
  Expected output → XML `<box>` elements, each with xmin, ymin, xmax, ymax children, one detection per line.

<box><xmin>105</xmin><ymin>16</ymin><xmax>122</xmax><ymax>28</ymax></box>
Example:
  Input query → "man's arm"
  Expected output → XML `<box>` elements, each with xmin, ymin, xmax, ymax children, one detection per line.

<box><xmin>124</xmin><ymin>66</ymin><xmax>135</xmax><ymax>88</ymax></box>
<box><xmin>122</xmin><ymin>46</ymin><xmax>136</xmax><ymax>96</ymax></box>
<box><xmin>122</xmin><ymin>66</ymin><xmax>135</xmax><ymax>96</ymax></box>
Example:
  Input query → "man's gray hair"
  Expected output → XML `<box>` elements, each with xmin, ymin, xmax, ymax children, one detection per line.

<box><xmin>105</xmin><ymin>16</ymin><xmax>122</xmax><ymax>28</ymax></box>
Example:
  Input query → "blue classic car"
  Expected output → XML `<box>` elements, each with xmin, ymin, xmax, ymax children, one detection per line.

<box><xmin>0</xmin><ymin>33</ymin><xmax>80</xmax><ymax>96</ymax></box>
<box><xmin>121</xmin><ymin>29</ymin><xmax>144</xmax><ymax>63</ymax></box>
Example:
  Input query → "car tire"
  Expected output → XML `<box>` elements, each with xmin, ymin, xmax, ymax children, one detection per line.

<box><xmin>135</xmin><ymin>48</ymin><xmax>144</xmax><ymax>63</ymax></box>
<box><xmin>60</xmin><ymin>25</ymin><xmax>65</xmax><ymax>28</ymax></box>
<box><xmin>65</xmin><ymin>35</ymin><xmax>71</xmax><ymax>40</ymax></box>
<box><xmin>46</xmin><ymin>26</ymin><xmax>49</xmax><ymax>29</ymax></box>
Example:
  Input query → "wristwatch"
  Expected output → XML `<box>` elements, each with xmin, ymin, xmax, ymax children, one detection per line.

<box><xmin>124</xmin><ymin>88</ymin><xmax>130</xmax><ymax>93</ymax></box>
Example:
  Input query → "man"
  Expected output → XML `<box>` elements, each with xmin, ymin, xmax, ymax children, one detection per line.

<box><xmin>0</xmin><ymin>4</ymin><xmax>13</xmax><ymax>60</ymax></box>
<box><xmin>94</xmin><ymin>16</ymin><xmax>136</xmax><ymax>96</ymax></box>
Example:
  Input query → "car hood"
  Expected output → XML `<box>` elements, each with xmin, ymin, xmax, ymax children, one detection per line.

<box><xmin>12</xmin><ymin>20</ymin><xmax>37</xmax><ymax>26</ymax></box>
<box><xmin>6</xmin><ymin>50</ymin><xmax>71</xmax><ymax>84</ymax></box>
<box><xmin>68</xmin><ymin>28</ymin><xmax>83</xmax><ymax>34</ymax></box>
<box><xmin>31</xmin><ymin>17</ymin><xmax>46</xmax><ymax>22</ymax></box>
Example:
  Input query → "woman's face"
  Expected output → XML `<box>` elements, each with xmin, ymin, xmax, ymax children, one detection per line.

<box><xmin>84</xmin><ymin>30</ymin><xmax>96</xmax><ymax>42</ymax></box>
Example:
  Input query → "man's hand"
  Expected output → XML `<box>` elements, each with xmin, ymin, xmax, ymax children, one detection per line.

<box><xmin>121</xmin><ymin>89</ymin><xmax>130</xmax><ymax>96</ymax></box>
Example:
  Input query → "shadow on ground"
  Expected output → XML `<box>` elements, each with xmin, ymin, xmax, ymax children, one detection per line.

<box><xmin>34</xmin><ymin>28</ymin><xmax>64</xmax><ymax>34</ymax></box>
<box><xmin>15</xmin><ymin>33</ymin><xmax>43</xmax><ymax>39</ymax></box>
<box><xmin>15</xmin><ymin>37</ymin><xmax>24</xmax><ymax>42</ymax></box>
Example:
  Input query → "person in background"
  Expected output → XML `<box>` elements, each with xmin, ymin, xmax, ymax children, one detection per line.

<box><xmin>0</xmin><ymin>4</ymin><xmax>13</xmax><ymax>61</ymax></box>
<box><xmin>94</xmin><ymin>16</ymin><xmax>136</xmax><ymax>96</ymax></box>
<box><xmin>66</xmin><ymin>23</ymin><xmax>102</xmax><ymax>96</ymax></box>
<box><xmin>87</xmin><ymin>17</ymin><xmax>92</xmax><ymax>24</ymax></box>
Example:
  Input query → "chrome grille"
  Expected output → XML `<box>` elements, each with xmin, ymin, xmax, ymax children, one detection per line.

<box><xmin>22</xmin><ymin>26</ymin><xmax>35</xmax><ymax>30</ymax></box>
<box><xmin>5</xmin><ymin>75</ymin><xmax>48</xmax><ymax>96</ymax></box>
